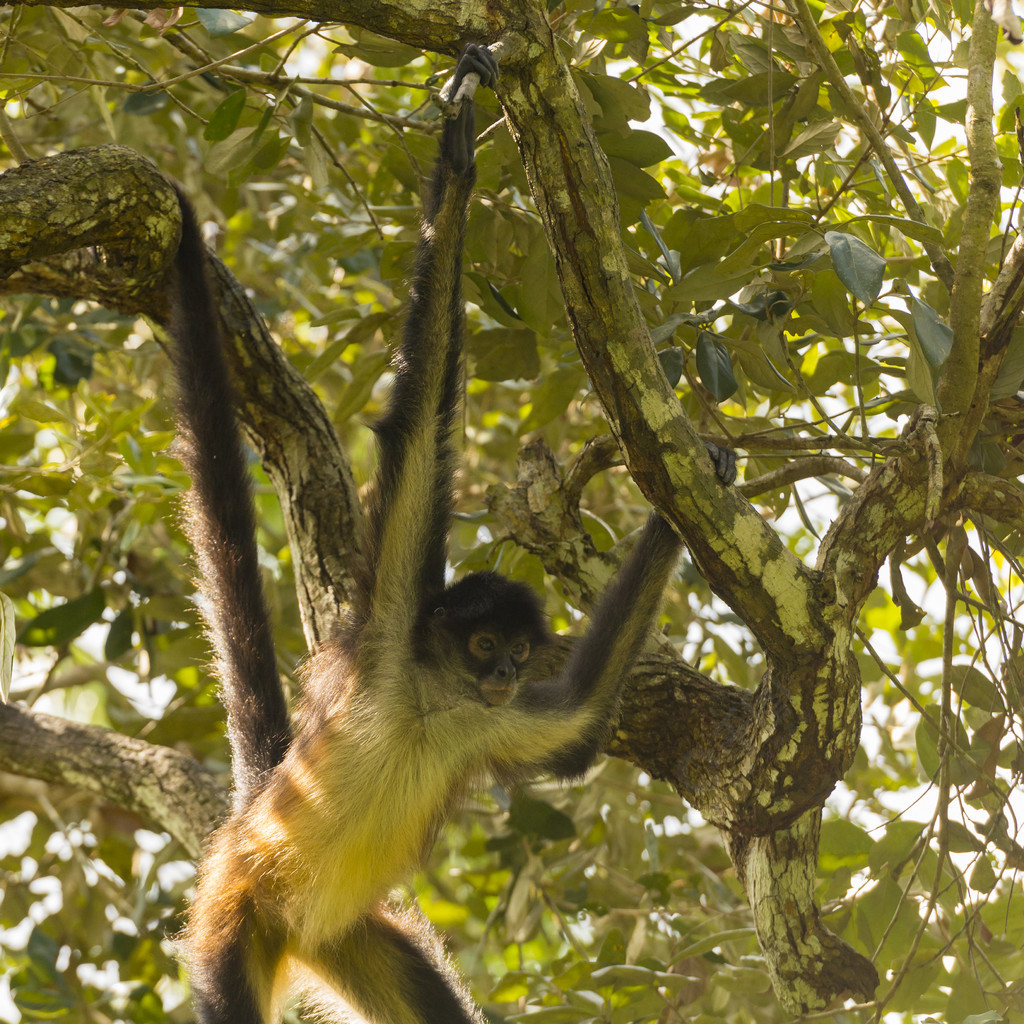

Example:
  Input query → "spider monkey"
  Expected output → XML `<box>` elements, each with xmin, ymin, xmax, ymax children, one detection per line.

<box><xmin>167</xmin><ymin>43</ymin><xmax>734</xmax><ymax>1024</ymax></box>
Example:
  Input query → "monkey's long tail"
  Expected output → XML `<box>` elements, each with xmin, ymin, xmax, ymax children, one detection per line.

<box><xmin>168</xmin><ymin>188</ymin><xmax>292</xmax><ymax>808</ymax></box>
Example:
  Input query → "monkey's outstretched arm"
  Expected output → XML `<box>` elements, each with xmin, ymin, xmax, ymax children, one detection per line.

<box><xmin>478</xmin><ymin>514</ymin><xmax>684</xmax><ymax>779</ymax></box>
<box><xmin>168</xmin><ymin>190</ymin><xmax>291</xmax><ymax>808</ymax></box>
<box><xmin>359</xmin><ymin>45</ymin><xmax>498</xmax><ymax>637</ymax></box>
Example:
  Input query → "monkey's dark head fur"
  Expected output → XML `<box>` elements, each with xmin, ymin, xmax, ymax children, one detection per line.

<box><xmin>432</xmin><ymin>570</ymin><xmax>551</xmax><ymax>645</ymax></box>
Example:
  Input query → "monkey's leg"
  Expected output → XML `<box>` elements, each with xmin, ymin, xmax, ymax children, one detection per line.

<box><xmin>189</xmin><ymin>893</ymin><xmax>284</xmax><ymax>1024</ymax></box>
<box><xmin>304</xmin><ymin>906</ymin><xmax>480</xmax><ymax>1024</ymax></box>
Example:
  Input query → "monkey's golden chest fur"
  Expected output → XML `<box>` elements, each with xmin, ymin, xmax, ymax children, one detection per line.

<box><xmin>231</xmin><ymin>682</ymin><xmax>467</xmax><ymax>949</ymax></box>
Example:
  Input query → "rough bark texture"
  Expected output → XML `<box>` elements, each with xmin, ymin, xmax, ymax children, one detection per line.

<box><xmin>0</xmin><ymin>147</ymin><xmax>361</xmax><ymax>646</ymax></box>
<box><xmin>0</xmin><ymin>701</ymin><xmax>226</xmax><ymax>860</ymax></box>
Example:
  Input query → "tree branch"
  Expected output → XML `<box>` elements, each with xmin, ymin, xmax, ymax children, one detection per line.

<box><xmin>0</xmin><ymin>146</ymin><xmax>361</xmax><ymax>646</ymax></box>
<box><xmin>0</xmin><ymin>702</ymin><xmax>225</xmax><ymax>858</ymax></box>
<box><xmin>940</xmin><ymin>0</ymin><xmax>1001</xmax><ymax>458</ymax></box>
<box><xmin>494</xmin><ymin>18</ymin><xmax>820</xmax><ymax>665</ymax></box>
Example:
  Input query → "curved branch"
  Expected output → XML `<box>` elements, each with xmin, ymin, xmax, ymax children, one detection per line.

<box><xmin>0</xmin><ymin>146</ymin><xmax>361</xmax><ymax>646</ymax></box>
<box><xmin>739</xmin><ymin>455</ymin><xmax>867</xmax><ymax>498</ymax></box>
<box><xmin>13</xmin><ymin>0</ymin><xmax>498</xmax><ymax>53</ymax></box>
<box><xmin>0</xmin><ymin>702</ymin><xmax>225</xmax><ymax>858</ymax></box>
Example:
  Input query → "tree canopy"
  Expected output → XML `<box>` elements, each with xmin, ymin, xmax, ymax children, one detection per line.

<box><xmin>1</xmin><ymin>0</ymin><xmax>1023</xmax><ymax>1021</ymax></box>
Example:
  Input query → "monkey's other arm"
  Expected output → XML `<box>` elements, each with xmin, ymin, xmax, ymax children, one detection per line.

<box><xmin>359</xmin><ymin>45</ymin><xmax>498</xmax><ymax>636</ymax></box>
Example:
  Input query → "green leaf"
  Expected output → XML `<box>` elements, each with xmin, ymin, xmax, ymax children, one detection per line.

<box><xmin>485</xmin><ymin>281</ymin><xmax>522</xmax><ymax>321</ymax></box>
<box><xmin>332</xmin><ymin>32</ymin><xmax>419</xmax><ymax>67</ymax></box>
<box><xmin>599</xmin><ymin>129</ymin><xmax>673</xmax><ymax>167</ymax></box>
<box><xmin>122</xmin><ymin>90</ymin><xmax>168</xmax><ymax>116</ymax></box>
<box><xmin>506</xmin><ymin>794</ymin><xmax>576</xmax><ymax>840</ymax></box>
<box><xmin>910</xmin><ymin>299</ymin><xmax>953</xmax><ymax>373</ymax></box>
<box><xmin>577</xmin><ymin>71</ymin><xmax>652</xmax><ymax>127</ymax></box>
<box><xmin>195</xmin><ymin>9</ymin><xmax>254</xmax><ymax>36</ymax></box>
<box><xmin>845</xmin><ymin>213</ymin><xmax>944</xmax><ymax>246</ymax></box>
<box><xmin>695</xmin><ymin>331</ymin><xmax>738</xmax><ymax>401</ymax></box>
<box><xmin>990</xmin><ymin>326</ymin><xmax>1024</xmax><ymax>398</ymax></box>
<box><xmin>700</xmin><ymin>71</ymin><xmax>798</xmax><ymax>107</ymax></box>
<box><xmin>204</xmin><ymin>89</ymin><xmax>247</xmax><ymax>142</ymax></box>
<box><xmin>782</xmin><ymin>119</ymin><xmax>841</xmax><ymax>160</ymax></box>
<box><xmin>916</xmin><ymin>711</ymin><xmax>972</xmax><ymax>785</ymax></box>
<box><xmin>520</xmin><ymin>365</ymin><xmax>584</xmax><ymax>432</ymax></box>
<box><xmin>590</xmin><ymin>963</ymin><xmax>657</xmax><ymax>987</ymax></box>
<box><xmin>289</xmin><ymin>94</ymin><xmax>314</xmax><ymax>147</ymax></box>
<box><xmin>952</xmin><ymin>664</ymin><xmax>1003</xmax><ymax>713</ymax></box>
<box><xmin>466</xmin><ymin>328</ymin><xmax>540</xmax><ymax>382</ymax></box>
<box><xmin>607</xmin><ymin>157</ymin><xmax>666</xmax><ymax>201</ymax></box>
<box><xmin>334</xmin><ymin>351</ymin><xmax>390</xmax><ymax>423</ymax></box>
<box><xmin>251</xmin><ymin>133</ymin><xmax>289</xmax><ymax>172</ymax></box>
<box><xmin>104</xmin><ymin>608</ymin><xmax>135</xmax><ymax>662</ymax></box>
<box><xmin>819</xmin><ymin>819</ymin><xmax>874</xmax><ymax>865</ymax></box>
<box><xmin>585</xmin><ymin>7</ymin><xmax>646</xmax><ymax>42</ymax></box>
<box><xmin>658</xmin><ymin>347</ymin><xmax>685</xmax><ymax>387</ymax></box>
<box><xmin>17</xmin><ymin>588</ymin><xmax>106</xmax><ymax>647</ymax></box>
<box><xmin>48</xmin><ymin>337</ymin><xmax>93</xmax><ymax>386</ymax></box>
<box><xmin>825</xmin><ymin>231</ymin><xmax>886</xmax><ymax>305</ymax></box>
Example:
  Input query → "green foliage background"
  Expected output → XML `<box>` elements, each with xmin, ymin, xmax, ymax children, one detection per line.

<box><xmin>1</xmin><ymin>0</ymin><xmax>1023</xmax><ymax>1021</ymax></box>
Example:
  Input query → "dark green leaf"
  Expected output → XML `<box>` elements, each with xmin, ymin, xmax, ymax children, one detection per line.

<box><xmin>17</xmin><ymin>588</ymin><xmax>106</xmax><ymax>647</ymax></box>
<box><xmin>506</xmin><ymin>794</ymin><xmax>576</xmax><ymax>840</ymax></box>
<box><xmin>607</xmin><ymin>157</ymin><xmax>666</xmax><ymax>201</ymax></box>
<box><xmin>825</xmin><ymin>231</ymin><xmax>886</xmax><ymax>305</ymax></box>
<box><xmin>658</xmin><ymin>347</ymin><xmax>685</xmax><ymax>387</ymax></box>
<box><xmin>486</xmin><ymin>282</ymin><xmax>522</xmax><ymax>321</ymax></box>
<box><xmin>910</xmin><ymin>299</ymin><xmax>953</xmax><ymax>373</ymax></box>
<box><xmin>695</xmin><ymin>332</ymin><xmax>738</xmax><ymax>401</ymax></box>
<box><xmin>104</xmin><ymin>608</ymin><xmax>135</xmax><ymax>661</ymax></box>
<box><xmin>251</xmin><ymin>133</ymin><xmax>289</xmax><ymax>172</ymax></box>
<box><xmin>204</xmin><ymin>89</ymin><xmax>247</xmax><ymax>142</ymax></box>
<box><xmin>48</xmin><ymin>337</ymin><xmax>93</xmax><ymax>386</ymax></box>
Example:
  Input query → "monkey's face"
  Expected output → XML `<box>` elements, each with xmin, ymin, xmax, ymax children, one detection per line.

<box><xmin>431</xmin><ymin>570</ymin><xmax>552</xmax><ymax>706</ymax></box>
<box><xmin>466</xmin><ymin>630</ymin><xmax>532</xmax><ymax>706</ymax></box>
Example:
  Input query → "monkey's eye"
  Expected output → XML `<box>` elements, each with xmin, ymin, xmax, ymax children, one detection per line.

<box><xmin>510</xmin><ymin>641</ymin><xmax>530</xmax><ymax>662</ymax></box>
<box><xmin>469</xmin><ymin>633</ymin><xmax>497</xmax><ymax>659</ymax></box>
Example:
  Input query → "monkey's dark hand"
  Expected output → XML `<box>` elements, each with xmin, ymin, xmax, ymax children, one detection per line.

<box><xmin>443</xmin><ymin>44</ymin><xmax>500</xmax><ymax>177</ymax></box>
<box><xmin>704</xmin><ymin>441</ymin><xmax>737</xmax><ymax>485</ymax></box>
